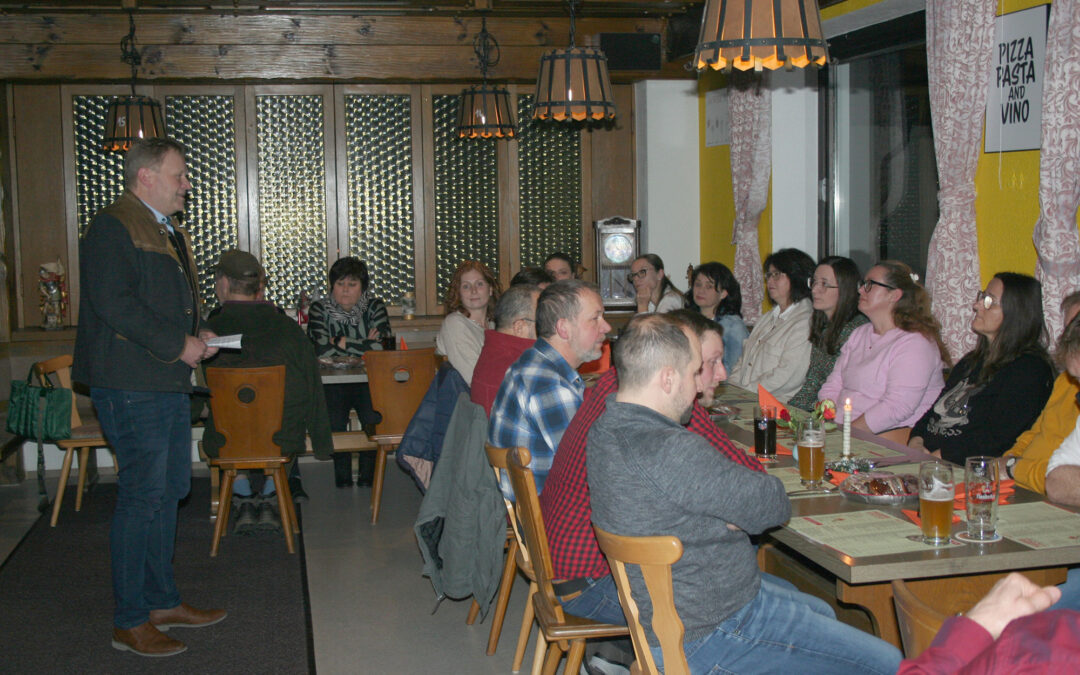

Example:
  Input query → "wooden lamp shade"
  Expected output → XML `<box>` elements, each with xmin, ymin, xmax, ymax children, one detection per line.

<box><xmin>458</xmin><ymin>84</ymin><xmax>516</xmax><ymax>139</ymax></box>
<box><xmin>694</xmin><ymin>0</ymin><xmax>828</xmax><ymax>72</ymax></box>
<box><xmin>533</xmin><ymin>46</ymin><xmax>616</xmax><ymax>122</ymax></box>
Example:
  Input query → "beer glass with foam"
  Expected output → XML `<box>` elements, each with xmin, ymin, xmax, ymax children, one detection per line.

<box><xmin>918</xmin><ymin>461</ymin><xmax>954</xmax><ymax>545</ymax></box>
<box><xmin>797</xmin><ymin>416</ymin><xmax>825</xmax><ymax>488</ymax></box>
<box><xmin>964</xmin><ymin>456</ymin><xmax>1000</xmax><ymax>541</ymax></box>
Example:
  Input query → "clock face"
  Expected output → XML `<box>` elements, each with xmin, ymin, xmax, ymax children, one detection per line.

<box><xmin>603</xmin><ymin>233</ymin><xmax>634</xmax><ymax>264</ymax></box>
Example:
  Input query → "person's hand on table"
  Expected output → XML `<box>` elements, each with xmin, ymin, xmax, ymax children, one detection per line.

<box><xmin>964</xmin><ymin>572</ymin><xmax>1061</xmax><ymax>639</ymax></box>
<box><xmin>198</xmin><ymin>328</ymin><xmax>219</xmax><ymax>359</ymax></box>
<box><xmin>180</xmin><ymin>334</ymin><xmax>211</xmax><ymax>368</ymax></box>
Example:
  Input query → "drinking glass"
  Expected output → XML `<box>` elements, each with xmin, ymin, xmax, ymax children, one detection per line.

<box><xmin>964</xmin><ymin>456</ymin><xmax>1000</xmax><ymax>541</ymax></box>
<box><xmin>918</xmin><ymin>461</ymin><xmax>954</xmax><ymax>546</ymax></box>
<box><xmin>797</xmin><ymin>416</ymin><xmax>825</xmax><ymax>488</ymax></box>
<box><xmin>380</xmin><ymin>332</ymin><xmax>397</xmax><ymax>351</ymax></box>
<box><xmin>753</xmin><ymin>406</ymin><xmax>777</xmax><ymax>461</ymax></box>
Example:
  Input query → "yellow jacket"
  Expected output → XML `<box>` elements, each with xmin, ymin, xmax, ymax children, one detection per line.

<box><xmin>1004</xmin><ymin>372</ymin><xmax>1080</xmax><ymax>493</ymax></box>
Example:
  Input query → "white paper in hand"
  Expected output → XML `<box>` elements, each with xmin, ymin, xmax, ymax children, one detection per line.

<box><xmin>205</xmin><ymin>334</ymin><xmax>242</xmax><ymax>349</ymax></box>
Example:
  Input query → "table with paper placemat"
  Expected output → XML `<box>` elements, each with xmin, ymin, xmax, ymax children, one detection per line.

<box><xmin>708</xmin><ymin>382</ymin><xmax>1080</xmax><ymax>648</ymax></box>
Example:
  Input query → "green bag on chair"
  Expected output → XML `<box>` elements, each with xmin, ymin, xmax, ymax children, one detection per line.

<box><xmin>6</xmin><ymin>367</ymin><xmax>72</xmax><ymax>441</ymax></box>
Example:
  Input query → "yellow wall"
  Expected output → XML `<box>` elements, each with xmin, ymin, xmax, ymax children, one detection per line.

<box><xmin>700</xmin><ymin>0</ymin><xmax>1075</xmax><ymax>289</ymax></box>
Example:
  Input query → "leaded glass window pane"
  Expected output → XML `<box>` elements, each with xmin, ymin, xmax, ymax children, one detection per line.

<box><xmin>72</xmin><ymin>95</ymin><xmax>125</xmax><ymax>237</ymax></box>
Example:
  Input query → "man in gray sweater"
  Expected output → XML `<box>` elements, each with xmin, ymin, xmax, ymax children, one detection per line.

<box><xmin>587</xmin><ymin>314</ymin><xmax>902</xmax><ymax>674</ymax></box>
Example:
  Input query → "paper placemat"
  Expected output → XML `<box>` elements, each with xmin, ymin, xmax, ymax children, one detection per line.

<box><xmin>765</xmin><ymin>466</ymin><xmax>841</xmax><ymax>499</ymax></box>
<box><xmin>787</xmin><ymin>509</ymin><xmax>962</xmax><ymax>557</ymax></box>
<box><xmin>994</xmin><ymin>502</ymin><xmax>1080</xmax><ymax>550</ymax></box>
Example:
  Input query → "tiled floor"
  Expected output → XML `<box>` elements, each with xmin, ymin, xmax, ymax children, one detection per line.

<box><xmin>0</xmin><ymin>459</ymin><xmax>538</xmax><ymax>674</ymax></box>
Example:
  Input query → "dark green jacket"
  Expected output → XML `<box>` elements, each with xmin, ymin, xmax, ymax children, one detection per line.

<box><xmin>202</xmin><ymin>301</ymin><xmax>333</xmax><ymax>459</ymax></box>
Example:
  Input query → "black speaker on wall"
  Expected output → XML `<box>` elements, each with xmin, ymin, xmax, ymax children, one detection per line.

<box><xmin>599</xmin><ymin>33</ymin><xmax>663</xmax><ymax>71</ymax></box>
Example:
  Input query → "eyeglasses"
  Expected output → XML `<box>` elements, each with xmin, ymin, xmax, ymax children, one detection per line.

<box><xmin>976</xmin><ymin>291</ymin><xmax>1000</xmax><ymax>310</ymax></box>
<box><xmin>808</xmin><ymin>278</ymin><xmax>839</xmax><ymax>290</ymax></box>
<box><xmin>764</xmin><ymin>271</ymin><xmax>785</xmax><ymax>281</ymax></box>
<box><xmin>626</xmin><ymin>268</ymin><xmax>650</xmax><ymax>282</ymax></box>
<box><xmin>858</xmin><ymin>279</ymin><xmax>897</xmax><ymax>293</ymax></box>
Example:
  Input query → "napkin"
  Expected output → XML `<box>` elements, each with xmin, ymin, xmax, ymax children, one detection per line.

<box><xmin>775</xmin><ymin>443</ymin><xmax>793</xmax><ymax>457</ymax></box>
<box><xmin>757</xmin><ymin>385</ymin><xmax>789</xmax><ymax>418</ymax></box>
<box><xmin>902</xmin><ymin>509</ymin><xmax>962</xmax><ymax>527</ymax></box>
<box><xmin>399</xmin><ymin>336</ymin><xmax>408</xmax><ymax>350</ymax></box>
<box><xmin>829</xmin><ymin>471</ymin><xmax>851</xmax><ymax>486</ymax></box>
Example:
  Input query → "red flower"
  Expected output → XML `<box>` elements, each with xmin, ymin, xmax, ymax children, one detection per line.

<box><xmin>822</xmin><ymin>407</ymin><xmax>836</xmax><ymax>421</ymax></box>
<box><xmin>779</xmin><ymin>409</ymin><xmax>791</xmax><ymax>422</ymax></box>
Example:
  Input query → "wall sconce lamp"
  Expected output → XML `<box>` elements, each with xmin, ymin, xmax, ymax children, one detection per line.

<box><xmin>694</xmin><ymin>0</ymin><xmax>828</xmax><ymax>72</ymax></box>
<box><xmin>102</xmin><ymin>11</ymin><xmax>165</xmax><ymax>152</ymax></box>
<box><xmin>457</xmin><ymin>17</ymin><xmax>516</xmax><ymax>139</ymax></box>
<box><xmin>533</xmin><ymin>0</ymin><xmax>616</xmax><ymax>122</ymax></box>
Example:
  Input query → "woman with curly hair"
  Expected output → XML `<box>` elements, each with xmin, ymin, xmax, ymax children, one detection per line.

<box><xmin>308</xmin><ymin>256</ymin><xmax>391</xmax><ymax>487</ymax></box>
<box><xmin>729</xmin><ymin>248</ymin><xmax>816</xmax><ymax>402</ymax></box>
<box><xmin>687</xmin><ymin>261</ymin><xmax>749</xmax><ymax>372</ymax></box>
<box><xmin>788</xmin><ymin>256</ymin><xmax>868</xmax><ymax>410</ymax></box>
<box><xmin>818</xmin><ymin>260</ymin><xmax>949</xmax><ymax>438</ymax></box>
<box><xmin>436</xmin><ymin>260</ymin><xmax>501</xmax><ymax>386</ymax></box>
<box><xmin>910</xmin><ymin>272</ymin><xmax>1054</xmax><ymax>463</ymax></box>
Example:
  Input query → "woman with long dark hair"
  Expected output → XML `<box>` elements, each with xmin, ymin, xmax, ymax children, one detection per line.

<box><xmin>789</xmin><ymin>256</ymin><xmax>868</xmax><ymax>410</ymax></box>
<box><xmin>818</xmin><ymin>260</ymin><xmax>949</xmax><ymax>437</ymax></box>
<box><xmin>728</xmin><ymin>248</ymin><xmax>816</xmax><ymax>402</ymax></box>
<box><xmin>436</xmin><ymin>260</ymin><xmax>501</xmax><ymax>386</ymax></box>
<box><xmin>910</xmin><ymin>272</ymin><xmax>1054</xmax><ymax>463</ymax></box>
<box><xmin>629</xmin><ymin>253</ymin><xmax>683</xmax><ymax>314</ymax></box>
<box><xmin>687</xmin><ymin>261</ymin><xmax>749</xmax><ymax>372</ymax></box>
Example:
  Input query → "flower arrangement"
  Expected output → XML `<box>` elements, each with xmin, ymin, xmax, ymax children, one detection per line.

<box><xmin>777</xmin><ymin>399</ymin><xmax>838</xmax><ymax>432</ymax></box>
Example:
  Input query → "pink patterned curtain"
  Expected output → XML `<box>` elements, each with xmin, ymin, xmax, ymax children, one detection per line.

<box><xmin>728</xmin><ymin>72</ymin><xmax>771</xmax><ymax>325</ymax></box>
<box><xmin>924</xmin><ymin>0</ymin><xmax>997</xmax><ymax>361</ymax></box>
<box><xmin>1034</xmin><ymin>0</ymin><xmax>1080</xmax><ymax>343</ymax></box>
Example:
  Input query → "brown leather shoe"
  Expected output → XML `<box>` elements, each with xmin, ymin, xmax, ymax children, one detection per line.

<box><xmin>149</xmin><ymin>603</ymin><xmax>227</xmax><ymax>630</ymax></box>
<box><xmin>111</xmin><ymin>622</ymin><xmax>187</xmax><ymax>657</ymax></box>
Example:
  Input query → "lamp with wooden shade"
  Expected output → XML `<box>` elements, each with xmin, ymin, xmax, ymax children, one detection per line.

<box><xmin>533</xmin><ymin>1</ymin><xmax>616</xmax><ymax>122</ymax></box>
<box><xmin>102</xmin><ymin>10</ymin><xmax>164</xmax><ymax>152</ymax></box>
<box><xmin>694</xmin><ymin>0</ymin><xmax>828</xmax><ymax>72</ymax></box>
<box><xmin>457</xmin><ymin>17</ymin><xmax>516</xmax><ymax>139</ymax></box>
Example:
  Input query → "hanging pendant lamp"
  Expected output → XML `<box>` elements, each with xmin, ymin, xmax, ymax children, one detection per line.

<box><xmin>533</xmin><ymin>1</ymin><xmax>616</xmax><ymax>122</ymax></box>
<box><xmin>103</xmin><ymin>11</ymin><xmax>165</xmax><ymax>152</ymax></box>
<box><xmin>457</xmin><ymin>17</ymin><xmax>516</xmax><ymax>139</ymax></box>
<box><xmin>694</xmin><ymin>0</ymin><xmax>828</xmax><ymax>72</ymax></box>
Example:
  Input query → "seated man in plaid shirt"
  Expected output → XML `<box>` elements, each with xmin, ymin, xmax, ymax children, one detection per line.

<box><xmin>489</xmin><ymin>280</ymin><xmax>611</xmax><ymax>499</ymax></box>
<box><xmin>539</xmin><ymin>309</ymin><xmax>764</xmax><ymax>624</ymax></box>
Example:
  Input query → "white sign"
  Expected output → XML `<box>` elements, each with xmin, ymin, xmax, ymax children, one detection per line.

<box><xmin>984</xmin><ymin>4</ymin><xmax>1049</xmax><ymax>153</ymax></box>
<box><xmin>705</xmin><ymin>87</ymin><xmax>730</xmax><ymax>147</ymax></box>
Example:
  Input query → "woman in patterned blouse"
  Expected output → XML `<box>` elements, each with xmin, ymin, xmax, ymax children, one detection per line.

<box><xmin>788</xmin><ymin>256</ymin><xmax>868</xmax><ymax>410</ymax></box>
<box><xmin>308</xmin><ymin>256</ymin><xmax>391</xmax><ymax>488</ymax></box>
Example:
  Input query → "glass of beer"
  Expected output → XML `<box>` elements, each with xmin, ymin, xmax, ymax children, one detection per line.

<box><xmin>754</xmin><ymin>406</ymin><xmax>777</xmax><ymax>461</ymax></box>
<box><xmin>918</xmin><ymin>460</ymin><xmax>955</xmax><ymax>546</ymax></box>
<box><xmin>797</xmin><ymin>416</ymin><xmax>826</xmax><ymax>488</ymax></box>
<box><xmin>964</xmin><ymin>456</ymin><xmax>1000</xmax><ymax>541</ymax></box>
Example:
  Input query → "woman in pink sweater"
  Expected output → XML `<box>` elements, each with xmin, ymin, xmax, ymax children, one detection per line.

<box><xmin>818</xmin><ymin>261</ymin><xmax>951</xmax><ymax>435</ymax></box>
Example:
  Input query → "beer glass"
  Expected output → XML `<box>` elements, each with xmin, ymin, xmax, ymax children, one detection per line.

<box><xmin>754</xmin><ymin>406</ymin><xmax>777</xmax><ymax>461</ymax></box>
<box><xmin>964</xmin><ymin>456</ymin><xmax>1000</xmax><ymax>541</ymax></box>
<box><xmin>797</xmin><ymin>416</ymin><xmax>825</xmax><ymax>488</ymax></box>
<box><xmin>918</xmin><ymin>461</ymin><xmax>954</xmax><ymax>545</ymax></box>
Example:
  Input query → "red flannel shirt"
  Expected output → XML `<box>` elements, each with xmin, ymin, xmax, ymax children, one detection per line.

<box><xmin>539</xmin><ymin>368</ymin><xmax>765</xmax><ymax>579</ymax></box>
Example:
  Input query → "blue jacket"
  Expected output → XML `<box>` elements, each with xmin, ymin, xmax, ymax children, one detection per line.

<box><xmin>396</xmin><ymin>363</ymin><xmax>469</xmax><ymax>492</ymax></box>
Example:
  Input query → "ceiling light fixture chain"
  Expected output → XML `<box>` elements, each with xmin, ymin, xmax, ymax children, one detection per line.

<box><xmin>120</xmin><ymin>9</ymin><xmax>142</xmax><ymax>94</ymax></box>
<box><xmin>473</xmin><ymin>16</ymin><xmax>500</xmax><ymax>82</ymax></box>
<box><xmin>456</xmin><ymin>14</ymin><xmax>516</xmax><ymax>139</ymax></box>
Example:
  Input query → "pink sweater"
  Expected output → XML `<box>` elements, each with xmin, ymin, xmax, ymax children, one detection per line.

<box><xmin>818</xmin><ymin>323</ymin><xmax>945</xmax><ymax>433</ymax></box>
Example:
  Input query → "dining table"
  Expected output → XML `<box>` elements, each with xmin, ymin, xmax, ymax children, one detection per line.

<box><xmin>318</xmin><ymin>363</ymin><xmax>368</xmax><ymax>384</ymax></box>
<box><xmin>711</xmin><ymin>383</ymin><xmax>1080</xmax><ymax>648</ymax></box>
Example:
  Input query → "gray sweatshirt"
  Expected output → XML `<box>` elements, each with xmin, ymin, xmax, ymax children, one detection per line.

<box><xmin>587</xmin><ymin>396</ymin><xmax>790</xmax><ymax>646</ymax></box>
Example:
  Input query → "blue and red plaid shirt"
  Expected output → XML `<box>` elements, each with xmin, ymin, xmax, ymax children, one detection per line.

<box><xmin>489</xmin><ymin>339</ymin><xmax>585</xmax><ymax>499</ymax></box>
<box><xmin>540</xmin><ymin>368</ymin><xmax>765</xmax><ymax>579</ymax></box>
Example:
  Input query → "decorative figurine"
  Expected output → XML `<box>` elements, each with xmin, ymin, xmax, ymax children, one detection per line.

<box><xmin>296</xmin><ymin>290</ymin><xmax>311</xmax><ymax>329</ymax></box>
<box><xmin>39</xmin><ymin>260</ymin><xmax>67</xmax><ymax>330</ymax></box>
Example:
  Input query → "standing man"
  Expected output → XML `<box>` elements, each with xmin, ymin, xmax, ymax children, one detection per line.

<box><xmin>488</xmin><ymin>280</ymin><xmax>610</xmax><ymax>497</ymax></box>
<box><xmin>73</xmin><ymin>138</ymin><xmax>226</xmax><ymax>657</ymax></box>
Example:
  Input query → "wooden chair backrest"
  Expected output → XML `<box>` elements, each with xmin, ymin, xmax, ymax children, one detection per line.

<box><xmin>594</xmin><ymin>526</ymin><xmax>688</xmax><ymax>675</ymax></box>
<box><xmin>506</xmin><ymin>446</ymin><xmax>565</xmax><ymax>627</ymax></box>
<box><xmin>364</xmin><ymin>347</ymin><xmax>437</xmax><ymax>437</ymax></box>
<box><xmin>485</xmin><ymin>443</ymin><xmax>532</xmax><ymax>569</ymax></box>
<box><xmin>205</xmin><ymin>365</ymin><xmax>286</xmax><ymax>459</ymax></box>
<box><xmin>34</xmin><ymin>354</ymin><xmax>80</xmax><ymax>429</ymax></box>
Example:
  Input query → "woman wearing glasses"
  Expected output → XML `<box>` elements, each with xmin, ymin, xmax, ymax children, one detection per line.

<box><xmin>687</xmin><ymin>262</ymin><xmax>749</xmax><ymax>372</ymax></box>
<box><xmin>909</xmin><ymin>273</ymin><xmax>1054</xmax><ymax>463</ymax></box>
<box><xmin>728</xmin><ymin>248</ymin><xmax>816</xmax><ymax>402</ymax></box>
<box><xmin>818</xmin><ymin>260</ymin><xmax>949</xmax><ymax>437</ymax></box>
<box><xmin>628</xmin><ymin>254</ymin><xmax>684</xmax><ymax>314</ymax></box>
<box><xmin>788</xmin><ymin>256</ymin><xmax>868</xmax><ymax>411</ymax></box>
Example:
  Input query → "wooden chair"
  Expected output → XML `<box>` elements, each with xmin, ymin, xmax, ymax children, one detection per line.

<box><xmin>33</xmin><ymin>355</ymin><xmax>112</xmax><ymax>527</ymax></box>
<box><xmin>477</xmin><ymin>443</ymin><xmax>545</xmax><ymax>674</ymax></box>
<box><xmin>364</xmin><ymin>347</ymin><xmax>437</xmax><ymax>524</ymax></box>
<box><xmin>594</xmin><ymin>527</ymin><xmax>688</xmax><ymax>675</ymax></box>
<box><xmin>506</xmin><ymin>446</ymin><xmax>629</xmax><ymax>675</ymax></box>
<box><xmin>205</xmin><ymin>365</ymin><xmax>298</xmax><ymax>556</ymax></box>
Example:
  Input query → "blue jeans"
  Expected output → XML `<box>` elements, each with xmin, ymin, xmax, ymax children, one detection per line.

<box><xmin>558</xmin><ymin>575</ymin><xmax>627</xmax><ymax>626</ymax></box>
<box><xmin>92</xmin><ymin>388</ymin><xmax>192</xmax><ymax>629</ymax></box>
<box><xmin>652</xmin><ymin>575</ymin><xmax>902</xmax><ymax>674</ymax></box>
<box><xmin>1051</xmin><ymin>567</ymin><xmax>1080</xmax><ymax>611</ymax></box>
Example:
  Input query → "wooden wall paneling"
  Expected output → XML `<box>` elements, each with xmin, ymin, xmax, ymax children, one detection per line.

<box><xmin>419</xmin><ymin>85</ymin><xmax>437</xmax><ymax>317</ymax></box>
<box><xmin>332</xmin><ymin>84</ymin><xmax>349</xmax><ymax>263</ymax></box>
<box><xmin>497</xmin><ymin>84</ymin><xmax>521</xmax><ymax>288</ymax></box>
<box><xmin>587</xmin><ymin>83</ymin><xmax>636</xmax><ymax>222</ymax></box>
<box><xmin>2</xmin><ymin>84</ymin><xmax>16</xmax><ymax>339</ymax></box>
<box><xmin>409</xmin><ymin>84</ymin><xmax>429</xmax><ymax>317</ymax></box>
<box><xmin>579</xmin><ymin>125</ymin><xmax>595</xmax><ymax>282</ymax></box>
<box><xmin>243</xmin><ymin>85</ymin><xmax>260</xmax><ymax>261</ymax></box>
<box><xmin>13</xmin><ymin>84</ymin><xmax>68</xmax><ymax>330</ymax></box>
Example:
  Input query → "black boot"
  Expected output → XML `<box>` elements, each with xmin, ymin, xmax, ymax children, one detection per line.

<box><xmin>332</xmin><ymin>452</ymin><xmax>353</xmax><ymax>488</ymax></box>
<box><xmin>356</xmin><ymin>452</ymin><xmax>375</xmax><ymax>488</ymax></box>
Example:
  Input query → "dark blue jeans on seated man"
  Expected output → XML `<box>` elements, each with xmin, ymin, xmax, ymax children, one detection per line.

<box><xmin>92</xmin><ymin>388</ymin><xmax>192</xmax><ymax>629</ymax></box>
<box><xmin>651</xmin><ymin>574</ymin><xmax>903</xmax><ymax>674</ymax></box>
